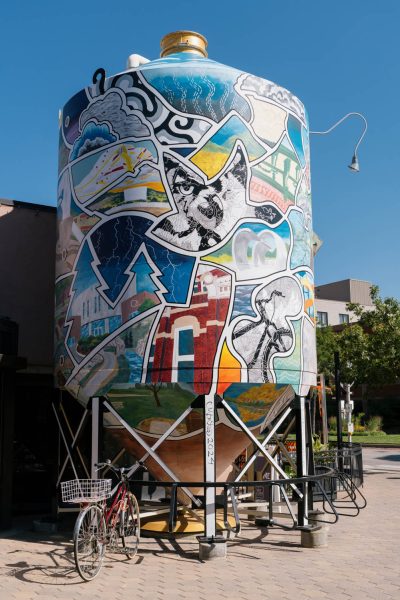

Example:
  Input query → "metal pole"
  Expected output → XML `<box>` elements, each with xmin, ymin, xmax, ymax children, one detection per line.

<box><xmin>295</xmin><ymin>395</ymin><xmax>308</xmax><ymax>527</ymax></box>
<box><xmin>197</xmin><ymin>394</ymin><xmax>226</xmax><ymax>560</ymax></box>
<box><xmin>91</xmin><ymin>397</ymin><xmax>100</xmax><ymax>479</ymax></box>
<box><xmin>334</xmin><ymin>352</ymin><xmax>343</xmax><ymax>450</ymax></box>
<box><xmin>344</xmin><ymin>383</ymin><xmax>354</xmax><ymax>444</ymax></box>
<box><xmin>319</xmin><ymin>373</ymin><xmax>329</xmax><ymax>445</ymax></box>
<box><xmin>305</xmin><ymin>398</ymin><xmax>315</xmax><ymax>512</ymax></box>
<box><xmin>204</xmin><ymin>394</ymin><xmax>216</xmax><ymax>538</ymax></box>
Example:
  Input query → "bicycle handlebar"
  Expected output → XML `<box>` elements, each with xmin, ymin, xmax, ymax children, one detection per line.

<box><xmin>94</xmin><ymin>459</ymin><xmax>147</xmax><ymax>477</ymax></box>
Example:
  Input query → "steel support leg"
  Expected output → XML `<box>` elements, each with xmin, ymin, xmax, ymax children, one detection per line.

<box><xmin>204</xmin><ymin>394</ymin><xmax>216</xmax><ymax>538</ymax></box>
<box><xmin>295</xmin><ymin>395</ymin><xmax>308</xmax><ymax>527</ymax></box>
<box><xmin>198</xmin><ymin>394</ymin><xmax>226</xmax><ymax>560</ymax></box>
<box><xmin>90</xmin><ymin>397</ymin><xmax>100</xmax><ymax>479</ymax></box>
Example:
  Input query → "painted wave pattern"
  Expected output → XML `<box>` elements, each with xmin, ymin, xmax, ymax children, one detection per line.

<box><xmin>56</xmin><ymin>58</ymin><xmax>316</xmax><ymax>432</ymax></box>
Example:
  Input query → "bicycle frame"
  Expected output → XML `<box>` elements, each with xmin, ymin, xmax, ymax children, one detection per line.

<box><xmin>103</xmin><ymin>481</ymin><xmax>129</xmax><ymax>532</ymax></box>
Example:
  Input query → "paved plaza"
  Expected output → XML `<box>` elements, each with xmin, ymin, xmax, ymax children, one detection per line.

<box><xmin>0</xmin><ymin>448</ymin><xmax>399</xmax><ymax>600</ymax></box>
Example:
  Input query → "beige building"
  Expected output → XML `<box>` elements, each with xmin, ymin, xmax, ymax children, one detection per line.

<box><xmin>315</xmin><ymin>279</ymin><xmax>373</xmax><ymax>327</ymax></box>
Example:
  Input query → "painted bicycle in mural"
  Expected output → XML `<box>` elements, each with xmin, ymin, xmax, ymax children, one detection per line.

<box><xmin>232</xmin><ymin>290</ymin><xmax>293</xmax><ymax>381</ymax></box>
<box><xmin>61</xmin><ymin>461</ymin><xmax>140</xmax><ymax>581</ymax></box>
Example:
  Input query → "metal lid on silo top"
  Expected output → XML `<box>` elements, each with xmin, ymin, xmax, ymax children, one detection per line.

<box><xmin>160</xmin><ymin>30</ymin><xmax>208</xmax><ymax>57</ymax></box>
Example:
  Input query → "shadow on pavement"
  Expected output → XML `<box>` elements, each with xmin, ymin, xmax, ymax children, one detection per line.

<box><xmin>139</xmin><ymin>526</ymin><xmax>301</xmax><ymax>563</ymax></box>
<box><xmin>4</xmin><ymin>543</ymin><xmax>80</xmax><ymax>585</ymax></box>
<box><xmin>382</xmin><ymin>454</ymin><xmax>400</xmax><ymax>461</ymax></box>
<box><xmin>3</xmin><ymin>536</ymin><xmax>143</xmax><ymax>585</ymax></box>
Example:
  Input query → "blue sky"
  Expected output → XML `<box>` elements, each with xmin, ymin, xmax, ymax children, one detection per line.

<box><xmin>1</xmin><ymin>1</ymin><xmax>399</xmax><ymax>298</ymax></box>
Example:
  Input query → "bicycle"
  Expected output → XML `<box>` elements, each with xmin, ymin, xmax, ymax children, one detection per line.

<box><xmin>61</xmin><ymin>461</ymin><xmax>140</xmax><ymax>581</ymax></box>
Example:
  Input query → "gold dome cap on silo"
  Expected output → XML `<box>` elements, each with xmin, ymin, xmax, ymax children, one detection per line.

<box><xmin>160</xmin><ymin>30</ymin><xmax>208</xmax><ymax>57</ymax></box>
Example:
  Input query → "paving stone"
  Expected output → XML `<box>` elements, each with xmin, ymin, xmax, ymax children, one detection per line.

<box><xmin>1</xmin><ymin>471</ymin><xmax>400</xmax><ymax>599</ymax></box>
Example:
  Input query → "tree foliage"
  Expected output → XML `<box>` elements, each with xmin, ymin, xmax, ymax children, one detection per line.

<box><xmin>316</xmin><ymin>286</ymin><xmax>400</xmax><ymax>385</ymax></box>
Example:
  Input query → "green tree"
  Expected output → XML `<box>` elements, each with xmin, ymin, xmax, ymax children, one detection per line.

<box><xmin>316</xmin><ymin>286</ymin><xmax>400</xmax><ymax>386</ymax></box>
<box><xmin>316</xmin><ymin>325</ymin><xmax>338</xmax><ymax>377</ymax></box>
<box><xmin>145</xmin><ymin>383</ymin><xmax>162</xmax><ymax>407</ymax></box>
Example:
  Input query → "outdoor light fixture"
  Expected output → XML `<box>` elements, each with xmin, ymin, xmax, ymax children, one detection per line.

<box><xmin>348</xmin><ymin>153</ymin><xmax>359</xmax><ymax>172</ymax></box>
<box><xmin>310</xmin><ymin>112</ymin><xmax>368</xmax><ymax>172</ymax></box>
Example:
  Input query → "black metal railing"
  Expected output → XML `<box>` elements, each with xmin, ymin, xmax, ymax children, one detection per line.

<box><xmin>132</xmin><ymin>442</ymin><xmax>367</xmax><ymax>536</ymax></box>
<box><xmin>313</xmin><ymin>443</ymin><xmax>366</xmax><ymax>516</ymax></box>
<box><xmin>133</xmin><ymin>467</ymin><xmax>344</xmax><ymax>534</ymax></box>
<box><xmin>314</xmin><ymin>442</ymin><xmax>364</xmax><ymax>487</ymax></box>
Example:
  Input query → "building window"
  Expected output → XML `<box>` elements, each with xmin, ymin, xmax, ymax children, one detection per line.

<box><xmin>145</xmin><ymin>343</ymin><xmax>156</xmax><ymax>383</ymax></box>
<box><xmin>92</xmin><ymin>320</ymin><xmax>105</xmax><ymax>336</ymax></box>
<box><xmin>173</xmin><ymin>327</ymin><xmax>195</xmax><ymax>383</ymax></box>
<box><xmin>176</xmin><ymin>360</ymin><xmax>194</xmax><ymax>383</ymax></box>
<box><xmin>178</xmin><ymin>328</ymin><xmax>194</xmax><ymax>355</ymax></box>
<box><xmin>317</xmin><ymin>311</ymin><xmax>328</xmax><ymax>327</ymax></box>
<box><xmin>339</xmin><ymin>313</ymin><xmax>349</xmax><ymax>324</ymax></box>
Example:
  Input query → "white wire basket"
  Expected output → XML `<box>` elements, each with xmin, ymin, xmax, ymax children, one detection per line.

<box><xmin>61</xmin><ymin>479</ymin><xmax>112</xmax><ymax>503</ymax></box>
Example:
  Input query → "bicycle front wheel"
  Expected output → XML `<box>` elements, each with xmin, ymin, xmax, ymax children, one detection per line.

<box><xmin>74</xmin><ymin>504</ymin><xmax>106</xmax><ymax>581</ymax></box>
<box><xmin>121</xmin><ymin>493</ymin><xmax>140</xmax><ymax>558</ymax></box>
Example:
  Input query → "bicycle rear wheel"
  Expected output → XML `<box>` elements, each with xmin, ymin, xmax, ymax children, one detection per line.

<box><xmin>74</xmin><ymin>504</ymin><xmax>106</xmax><ymax>581</ymax></box>
<box><xmin>121</xmin><ymin>493</ymin><xmax>140</xmax><ymax>558</ymax></box>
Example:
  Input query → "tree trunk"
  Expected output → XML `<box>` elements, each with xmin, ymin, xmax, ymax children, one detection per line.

<box><xmin>361</xmin><ymin>383</ymin><xmax>369</xmax><ymax>417</ymax></box>
<box><xmin>153</xmin><ymin>386</ymin><xmax>161</xmax><ymax>407</ymax></box>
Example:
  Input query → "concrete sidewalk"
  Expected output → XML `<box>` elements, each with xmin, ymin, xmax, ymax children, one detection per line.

<box><xmin>362</xmin><ymin>446</ymin><xmax>400</xmax><ymax>473</ymax></box>
<box><xmin>0</xmin><ymin>469</ymin><xmax>399</xmax><ymax>599</ymax></box>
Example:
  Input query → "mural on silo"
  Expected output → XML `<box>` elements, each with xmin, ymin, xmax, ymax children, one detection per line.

<box><xmin>56</xmin><ymin>52</ymin><xmax>316</xmax><ymax>481</ymax></box>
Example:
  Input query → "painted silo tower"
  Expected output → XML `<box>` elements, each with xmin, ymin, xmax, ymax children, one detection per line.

<box><xmin>55</xmin><ymin>31</ymin><xmax>316</xmax><ymax>485</ymax></box>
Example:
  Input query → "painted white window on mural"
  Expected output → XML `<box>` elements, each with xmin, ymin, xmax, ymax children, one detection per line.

<box><xmin>145</xmin><ymin>343</ymin><xmax>156</xmax><ymax>383</ymax></box>
<box><xmin>92</xmin><ymin>322</ymin><xmax>105</xmax><ymax>336</ymax></box>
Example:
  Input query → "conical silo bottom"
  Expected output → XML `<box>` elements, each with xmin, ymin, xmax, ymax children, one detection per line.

<box><xmin>106</xmin><ymin>423</ymin><xmax>253</xmax><ymax>498</ymax></box>
<box><xmin>103</xmin><ymin>383</ymin><xmax>295</xmax><ymax>502</ymax></box>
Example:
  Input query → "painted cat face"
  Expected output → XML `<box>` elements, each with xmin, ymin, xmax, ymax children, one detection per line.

<box><xmin>153</xmin><ymin>148</ymin><xmax>248</xmax><ymax>252</ymax></box>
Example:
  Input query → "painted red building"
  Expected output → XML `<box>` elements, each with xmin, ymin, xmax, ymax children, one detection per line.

<box><xmin>149</xmin><ymin>267</ymin><xmax>231</xmax><ymax>394</ymax></box>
